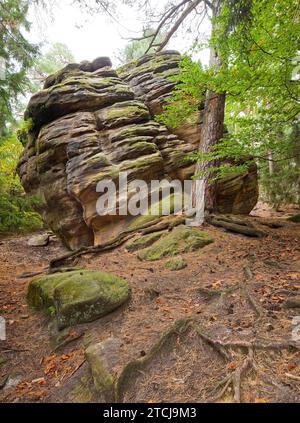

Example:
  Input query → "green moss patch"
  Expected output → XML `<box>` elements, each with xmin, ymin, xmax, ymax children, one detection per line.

<box><xmin>126</xmin><ymin>231</ymin><xmax>165</xmax><ymax>253</ymax></box>
<box><xmin>165</xmin><ymin>256</ymin><xmax>187</xmax><ymax>271</ymax></box>
<box><xmin>138</xmin><ymin>225</ymin><xmax>213</xmax><ymax>261</ymax></box>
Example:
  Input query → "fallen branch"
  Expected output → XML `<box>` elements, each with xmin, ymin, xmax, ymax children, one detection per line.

<box><xmin>0</xmin><ymin>347</ymin><xmax>29</xmax><ymax>353</ymax></box>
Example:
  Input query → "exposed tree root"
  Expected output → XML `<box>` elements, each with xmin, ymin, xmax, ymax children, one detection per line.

<box><xmin>194</xmin><ymin>320</ymin><xmax>300</xmax><ymax>402</ymax></box>
<box><xmin>209</xmin><ymin>216</ymin><xmax>265</xmax><ymax>238</ymax></box>
<box><xmin>255</xmin><ymin>219</ymin><xmax>285</xmax><ymax>229</ymax></box>
<box><xmin>113</xmin><ymin>318</ymin><xmax>299</xmax><ymax>403</ymax></box>
<box><xmin>49</xmin><ymin>216</ymin><xmax>184</xmax><ymax>270</ymax></box>
<box><xmin>212</xmin><ymin>214</ymin><xmax>255</xmax><ymax>228</ymax></box>
<box><xmin>209</xmin><ymin>374</ymin><xmax>232</xmax><ymax>402</ymax></box>
<box><xmin>197</xmin><ymin>285</ymin><xmax>239</xmax><ymax>302</ymax></box>
<box><xmin>241</xmin><ymin>266</ymin><xmax>265</xmax><ymax>323</ymax></box>
<box><xmin>141</xmin><ymin>216</ymin><xmax>185</xmax><ymax>235</ymax></box>
<box><xmin>196</xmin><ymin>324</ymin><xmax>299</xmax><ymax>353</ymax></box>
<box><xmin>49</xmin><ymin>233</ymin><xmax>135</xmax><ymax>269</ymax></box>
<box><xmin>233</xmin><ymin>348</ymin><xmax>254</xmax><ymax>403</ymax></box>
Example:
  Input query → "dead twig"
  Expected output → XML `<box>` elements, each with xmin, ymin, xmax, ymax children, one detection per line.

<box><xmin>0</xmin><ymin>348</ymin><xmax>29</xmax><ymax>353</ymax></box>
<box><xmin>67</xmin><ymin>359</ymin><xmax>86</xmax><ymax>380</ymax></box>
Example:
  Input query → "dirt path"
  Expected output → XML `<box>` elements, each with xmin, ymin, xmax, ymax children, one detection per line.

<box><xmin>0</xmin><ymin>205</ymin><xmax>300</xmax><ymax>403</ymax></box>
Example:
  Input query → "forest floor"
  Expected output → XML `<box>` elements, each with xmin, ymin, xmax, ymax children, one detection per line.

<box><xmin>0</xmin><ymin>202</ymin><xmax>300</xmax><ymax>403</ymax></box>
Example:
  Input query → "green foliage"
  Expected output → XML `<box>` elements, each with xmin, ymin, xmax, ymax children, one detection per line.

<box><xmin>158</xmin><ymin>0</ymin><xmax>300</xmax><ymax>204</ymax></box>
<box><xmin>16</xmin><ymin>118</ymin><xmax>33</xmax><ymax>146</ymax></box>
<box><xmin>119</xmin><ymin>27</ymin><xmax>166</xmax><ymax>64</ymax></box>
<box><xmin>0</xmin><ymin>0</ymin><xmax>39</xmax><ymax>136</ymax></box>
<box><xmin>156</xmin><ymin>56</ymin><xmax>206</xmax><ymax>128</ymax></box>
<box><xmin>0</xmin><ymin>133</ymin><xmax>43</xmax><ymax>233</ymax></box>
<box><xmin>259</xmin><ymin>123</ymin><xmax>300</xmax><ymax>208</ymax></box>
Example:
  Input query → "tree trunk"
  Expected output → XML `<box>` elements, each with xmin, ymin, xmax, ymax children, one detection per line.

<box><xmin>192</xmin><ymin>0</ymin><xmax>225</xmax><ymax>224</ymax></box>
<box><xmin>268</xmin><ymin>150</ymin><xmax>274</xmax><ymax>176</ymax></box>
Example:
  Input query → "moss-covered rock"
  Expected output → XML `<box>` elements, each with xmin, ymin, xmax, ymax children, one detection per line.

<box><xmin>138</xmin><ymin>225</ymin><xmax>213</xmax><ymax>261</ymax></box>
<box><xmin>85</xmin><ymin>338</ymin><xmax>121</xmax><ymax>401</ymax></box>
<box><xmin>96</xmin><ymin>100</ymin><xmax>149</xmax><ymax>129</ymax></box>
<box><xmin>165</xmin><ymin>256</ymin><xmax>187</xmax><ymax>271</ymax></box>
<box><xmin>126</xmin><ymin>231</ymin><xmax>165</xmax><ymax>252</ymax></box>
<box><xmin>27</xmin><ymin>270</ymin><xmax>130</xmax><ymax>329</ymax></box>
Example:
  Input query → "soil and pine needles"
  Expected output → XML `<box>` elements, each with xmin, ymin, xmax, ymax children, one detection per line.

<box><xmin>0</xmin><ymin>203</ymin><xmax>300</xmax><ymax>403</ymax></box>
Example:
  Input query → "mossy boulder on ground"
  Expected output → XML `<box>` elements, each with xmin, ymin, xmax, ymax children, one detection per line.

<box><xmin>27</xmin><ymin>270</ymin><xmax>130</xmax><ymax>329</ymax></box>
<box><xmin>85</xmin><ymin>338</ymin><xmax>121</xmax><ymax>401</ymax></box>
<box><xmin>138</xmin><ymin>225</ymin><xmax>213</xmax><ymax>261</ymax></box>
<box><xmin>165</xmin><ymin>256</ymin><xmax>187</xmax><ymax>271</ymax></box>
<box><xmin>126</xmin><ymin>231</ymin><xmax>165</xmax><ymax>252</ymax></box>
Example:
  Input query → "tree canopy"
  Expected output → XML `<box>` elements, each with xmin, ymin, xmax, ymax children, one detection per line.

<box><xmin>157</xmin><ymin>0</ymin><xmax>300</xmax><ymax>204</ymax></box>
<box><xmin>0</xmin><ymin>0</ymin><xmax>38</xmax><ymax>136</ymax></box>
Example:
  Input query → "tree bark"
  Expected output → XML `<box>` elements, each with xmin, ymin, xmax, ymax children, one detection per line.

<box><xmin>192</xmin><ymin>0</ymin><xmax>226</xmax><ymax>223</ymax></box>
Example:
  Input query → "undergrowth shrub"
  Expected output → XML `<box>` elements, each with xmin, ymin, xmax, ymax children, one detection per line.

<box><xmin>0</xmin><ymin>134</ymin><xmax>43</xmax><ymax>233</ymax></box>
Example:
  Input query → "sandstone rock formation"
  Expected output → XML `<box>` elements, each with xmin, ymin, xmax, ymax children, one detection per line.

<box><xmin>18</xmin><ymin>51</ymin><xmax>258</xmax><ymax>250</ymax></box>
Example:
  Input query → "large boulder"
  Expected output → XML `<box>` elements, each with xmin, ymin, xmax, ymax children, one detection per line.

<box><xmin>27</xmin><ymin>270</ymin><xmax>131</xmax><ymax>329</ymax></box>
<box><xmin>18</xmin><ymin>51</ymin><xmax>258</xmax><ymax>250</ymax></box>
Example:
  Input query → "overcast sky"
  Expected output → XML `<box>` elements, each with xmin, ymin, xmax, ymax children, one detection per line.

<box><xmin>28</xmin><ymin>1</ymin><xmax>211</xmax><ymax>67</ymax></box>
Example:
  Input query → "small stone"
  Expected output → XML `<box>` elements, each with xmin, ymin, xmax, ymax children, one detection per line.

<box><xmin>27</xmin><ymin>234</ymin><xmax>50</xmax><ymax>247</ymax></box>
<box><xmin>184</xmin><ymin>208</ymin><xmax>196</xmax><ymax>218</ymax></box>
<box><xmin>4</xmin><ymin>375</ymin><xmax>22</xmax><ymax>390</ymax></box>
